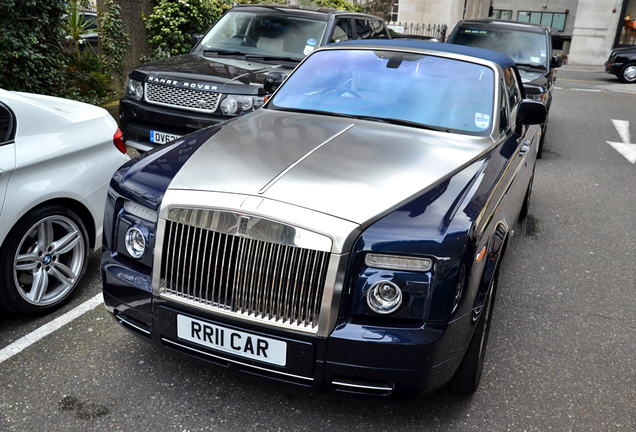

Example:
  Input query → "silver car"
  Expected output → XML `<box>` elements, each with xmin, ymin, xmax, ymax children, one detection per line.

<box><xmin>0</xmin><ymin>90</ymin><xmax>129</xmax><ymax>315</ymax></box>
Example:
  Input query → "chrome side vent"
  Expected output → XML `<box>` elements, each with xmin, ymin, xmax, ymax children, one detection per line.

<box><xmin>159</xmin><ymin>212</ymin><xmax>331</xmax><ymax>333</ymax></box>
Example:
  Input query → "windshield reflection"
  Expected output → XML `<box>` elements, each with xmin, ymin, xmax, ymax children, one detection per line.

<box><xmin>270</xmin><ymin>49</ymin><xmax>496</xmax><ymax>135</ymax></box>
<box><xmin>196</xmin><ymin>11</ymin><xmax>328</xmax><ymax>60</ymax></box>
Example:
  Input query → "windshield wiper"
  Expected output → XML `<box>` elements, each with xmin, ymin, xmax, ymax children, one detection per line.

<box><xmin>203</xmin><ymin>49</ymin><xmax>246</xmax><ymax>56</ymax></box>
<box><xmin>271</xmin><ymin>107</ymin><xmax>358</xmax><ymax>119</ymax></box>
<box><xmin>516</xmin><ymin>63</ymin><xmax>546</xmax><ymax>70</ymax></box>
<box><xmin>244</xmin><ymin>54</ymin><xmax>300</xmax><ymax>63</ymax></box>
<box><xmin>353</xmin><ymin>116</ymin><xmax>450</xmax><ymax>132</ymax></box>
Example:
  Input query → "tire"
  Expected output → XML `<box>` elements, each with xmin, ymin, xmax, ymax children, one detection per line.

<box><xmin>618</xmin><ymin>63</ymin><xmax>636</xmax><ymax>83</ymax></box>
<box><xmin>0</xmin><ymin>205</ymin><xmax>89</xmax><ymax>316</ymax></box>
<box><xmin>449</xmin><ymin>266</ymin><xmax>499</xmax><ymax>396</ymax></box>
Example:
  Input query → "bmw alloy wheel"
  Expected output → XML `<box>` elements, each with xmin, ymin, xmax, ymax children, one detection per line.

<box><xmin>13</xmin><ymin>214</ymin><xmax>86</xmax><ymax>308</ymax></box>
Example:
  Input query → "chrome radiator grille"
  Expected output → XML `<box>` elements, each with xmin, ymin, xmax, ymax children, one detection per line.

<box><xmin>145</xmin><ymin>82</ymin><xmax>221</xmax><ymax>113</ymax></box>
<box><xmin>160</xmin><ymin>217</ymin><xmax>330</xmax><ymax>331</ymax></box>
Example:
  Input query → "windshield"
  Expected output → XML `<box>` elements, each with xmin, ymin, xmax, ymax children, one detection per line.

<box><xmin>270</xmin><ymin>49</ymin><xmax>495</xmax><ymax>134</ymax></box>
<box><xmin>448</xmin><ymin>28</ymin><xmax>549</xmax><ymax>68</ymax></box>
<box><xmin>195</xmin><ymin>11</ymin><xmax>328</xmax><ymax>60</ymax></box>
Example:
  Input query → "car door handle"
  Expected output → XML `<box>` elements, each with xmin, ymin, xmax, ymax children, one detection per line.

<box><xmin>518</xmin><ymin>140</ymin><xmax>531</xmax><ymax>156</ymax></box>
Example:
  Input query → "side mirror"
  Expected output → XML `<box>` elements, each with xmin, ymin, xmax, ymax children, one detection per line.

<box><xmin>551</xmin><ymin>55</ymin><xmax>564</xmax><ymax>68</ymax></box>
<box><xmin>264</xmin><ymin>72</ymin><xmax>285</xmax><ymax>94</ymax></box>
<box><xmin>191</xmin><ymin>33</ymin><xmax>203</xmax><ymax>48</ymax></box>
<box><xmin>518</xmin><ymin>100</ymin><xmax>547</xmax><ymax>126</ymax></box>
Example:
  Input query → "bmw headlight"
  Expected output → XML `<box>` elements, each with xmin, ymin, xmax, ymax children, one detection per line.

<box><xmin>126</xmin><ymin>78</ymin><xmax>144</xmax><ymax>101</ymax></box>
<box><xmin>220</xmin><ymin>95</ymin><xmax>265</xmax><ymax>115</ymax></box>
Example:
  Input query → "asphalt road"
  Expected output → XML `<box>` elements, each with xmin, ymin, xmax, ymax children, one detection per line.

<box><xmin>1</xmin><ymin>65</ymin><xmax>635</xmax><ymax>431</ymax></box>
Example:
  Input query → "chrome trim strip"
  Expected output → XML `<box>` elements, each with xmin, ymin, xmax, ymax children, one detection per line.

<box><xmin>162</xmin><ymin>338</ymin><xmax>314</xmax><ymax>382</ymax></box>
<box><xmin>258</xmin><ymin>124</ymin><xmax>355</xmax><ymax>195</ymax></box>
<box><xmin>331</xmin><ymin>380</ymin><xmax>393</xmax><ymax>392</ymax></box>
<box><xmin>116</xmin><ymin>315</ymin><xmax>151</xmax><ymax>336</ymax></box>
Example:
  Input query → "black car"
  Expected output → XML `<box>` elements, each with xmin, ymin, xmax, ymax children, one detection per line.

<box><xmin>605</xmin><ymin>46</ymin><xmax>636</xmax><ymax>83</ymax></box>
<box><xmin>447</xmin><ymin>19</ymin><xmax>562</xmax><ymax>158</ymax></box>
<box><xmin>119</xmin><ymin>5</ymin><xmax>390</xmax><ymax>152</ymax></box>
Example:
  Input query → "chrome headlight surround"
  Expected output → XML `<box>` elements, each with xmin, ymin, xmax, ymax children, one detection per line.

<box><xmin>125</xmin><ymin>226</ymin><xmax>147</xmax><ymax>259</ymax></box>
<box><xmin>118</xmin><ymin>200</ymin><xmax>158</xmax><ymax>265</ymax></box>
<box><xmin>125</xmin><ymin>78</ymin><xmax>144</xmax><ymax>101</ymax></box>
<box><xmin>366</xmin><ymin>280</ymin><xmax>403</xmax><ymax>314</ymax></box>
<box><xmin>220</xmin><ymin>95</ymin><xmax>266</xmax><ymax>115</ymax></box>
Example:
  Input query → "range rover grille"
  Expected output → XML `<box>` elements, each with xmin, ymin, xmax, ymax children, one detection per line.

<box><xmin>160</xmin><ymin>218</ymin><xmax>330</xmax><ymax>332</ymax></box>
<box><xmin>145</xmin><ymin>82</ymin><xmax>221</xmax><ymax>113</ymax></box>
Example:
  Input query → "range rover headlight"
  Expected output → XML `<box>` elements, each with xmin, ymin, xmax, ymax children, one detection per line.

<box><xmin>220</xmin><ymin>95</ymin><xmax>265</xmax><ymax>115</ymax></box>
<box><xmin>367</xmin><ymin>281</ymin><xmax>403</xmax><ymax>315</ymax></box>
<box><xmin>525</xmin><ymin>92</ymin><xmax>545</xmax><ymax>103</ymax></box>
<box><xmin>126</xmin><ymin>78</ymin><xmax>144</xmax><ymax>101</ymax></box>
<box><xmin>125</xmin><ymin>226</ymin><xmax>146</xmax><ymax>259</ymax></box>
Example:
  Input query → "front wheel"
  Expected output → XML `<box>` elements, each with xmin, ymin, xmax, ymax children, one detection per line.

<box><xmin>0</xmin><ymin>205</ymin><xmax>89</xmax><ymax>315</ymax></box>
<box><xmin>618</xmin><ymin>63</ymin><xmax>636</xmax><ymax>83</ymax></box>
<box><xmin>449</xmin><ymin>267</ymin><xmax>499</xmax><ymax>396</ymax></box>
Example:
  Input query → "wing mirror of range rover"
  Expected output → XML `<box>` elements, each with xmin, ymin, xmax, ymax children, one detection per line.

<box><xmin>551</xmin><ymin>55</ymin><xmax>564</xmax><ymax>68</ymax></box>
<box><xmin>264</xmin><ymin>73</ymin><xmax>285</xmax><ymax>94</ymax></box>
<box><xmin>191</xmin><ymin>33</ymin><xmax>203</xmax><ymax>48</ymax></box>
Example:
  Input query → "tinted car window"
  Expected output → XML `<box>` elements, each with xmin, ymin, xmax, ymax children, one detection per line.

<box><xmin>371</xmin><ymin>19</ymin><xmax>389</xmax><ymax>38</ymax></box>
<box><xmin>196</xmin><ymin>11</ymin><xmax>328</xmax><ymax>59</ymax></box>
<box><xmin>270</xmin><ymin>49</ymin><xmax>495</xmax><ymax>134</ymax></box>
<box><xmin>0</xmin><ymin>104</ymin><xmax>13</xmax><ymax>143</ymax></box>
<box><xmin>330</xmin><ymin>18</ymin><xmax>352</xmax><ymax>43</ymax></box>
<box><xmin>354</xmin><ymin>19</ymin><xmax>373</xmax><ymax>39</ymax></box>
<box><xmin>449</xmin><ymin>28</ymin><xmax>548</xmax><ymax>68</ymax></box>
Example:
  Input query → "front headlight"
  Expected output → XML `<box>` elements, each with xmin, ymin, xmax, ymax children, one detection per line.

<box><xmin>367</xmin><ymin>281</ymin><xmax>403</xmax><ymax>314</ymax></box>
<box><xmin>126</xmin><ymin>78</ymin><xmax>144</xmax><ymax>101</ymax></box>
<box><xmin>525</xmin><ymin>92</ymin><xmax>545</xmax><ymax>103</ymax></box>
<box><xmin>220</xmin><ymin>95</ymin><xmax>266</xmax><ymax>115</ymax></box>
<box><xmin>125</xmin><ymin>226</ymin><xmax>146</xmax><ymax>259</ymax></box>
<box><xmin>118</xmin><ymin>200</ymin><xmax>157</xmax><ymax>264</ymax></box>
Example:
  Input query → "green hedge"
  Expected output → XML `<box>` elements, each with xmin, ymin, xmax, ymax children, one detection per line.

<box><xmin>0</xmin><ymin>0</ymin><xmax>67</xmax><ymax>94</ymax></box>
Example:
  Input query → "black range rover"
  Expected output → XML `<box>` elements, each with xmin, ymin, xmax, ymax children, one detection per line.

<box><xmin>447</xmin><ymin>19</ymin><xmax>563</xmax><ymax>158</ymax></box>
<box><xmin>120</xmin><ymin>5</ymin><xmax>390</xmax><ymax>151</ymax></box>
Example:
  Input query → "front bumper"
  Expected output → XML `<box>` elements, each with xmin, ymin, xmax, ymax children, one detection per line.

<box><xmin>119</xmin><ymin>98</ymin><xmax>232</xmax><ymax>151</ymax></box>
<box><xmin>102</xmin><ymin>250</ymin><xmax>471</xmax><ymax>398</ymax></box>
<box><xmin>605</xmin><ymin>61</ymin><xmax>622</xmax><ymax>75</ymax></box>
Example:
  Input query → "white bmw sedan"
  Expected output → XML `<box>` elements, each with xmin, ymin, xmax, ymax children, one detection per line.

<box><xmin>0</xmin><ymin>89</ymin><xmax>130</xmax><ymax>315</ymax></box>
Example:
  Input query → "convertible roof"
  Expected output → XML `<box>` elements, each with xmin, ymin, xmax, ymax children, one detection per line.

<box><xmin>333</xmin><ymin>39</ymin><xmax>517</xmax><ymax>70</ymax></box>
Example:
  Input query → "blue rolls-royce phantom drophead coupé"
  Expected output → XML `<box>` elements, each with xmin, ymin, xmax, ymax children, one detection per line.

<box><xmin>101</xmin><ymin>40</ymin><xmax>545</xmax><ymax>398</ymax></box>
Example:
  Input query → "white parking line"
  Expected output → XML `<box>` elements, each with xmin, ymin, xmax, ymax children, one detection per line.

<box><xmin>0</xmin><ymin>293</ymin><xmax>103</xmax><ymax>364</ymax></box>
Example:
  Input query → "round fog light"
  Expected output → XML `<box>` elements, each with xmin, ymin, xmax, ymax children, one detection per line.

<box><xmin>367</xmin><ymin>281</ymin><xmax>403</xmax><ymax>314</ymax></box>
<box><xmin>125</xmin><ymin>227</ymin><xmax>146</xmax><ymax>259</ymax></box>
